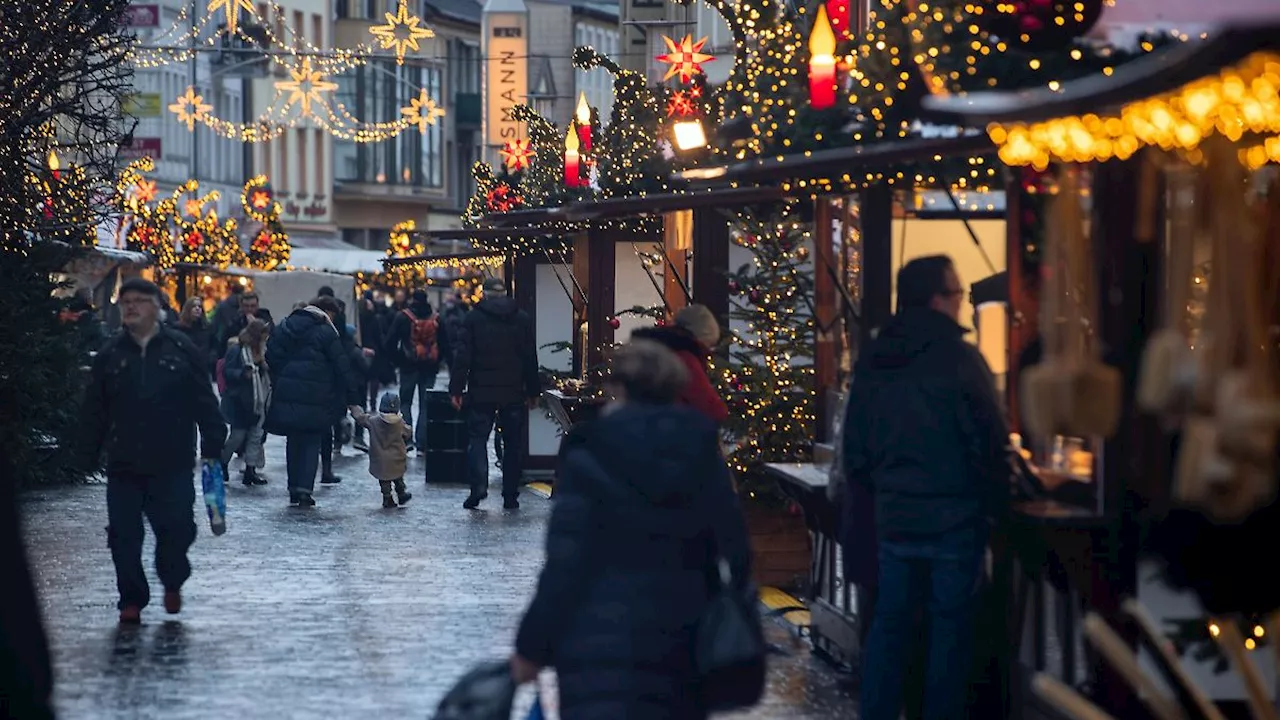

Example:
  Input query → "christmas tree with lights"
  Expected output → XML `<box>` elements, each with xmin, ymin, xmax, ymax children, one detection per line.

<box><xmin>718</xmin><ymin>205</ymin><xmax>817</xmax><ymax>505</ymax></box>
<box><xmin>242</xmin><ymin>175</ymin><xmax>290</xmax><ymax>270</ymax></box>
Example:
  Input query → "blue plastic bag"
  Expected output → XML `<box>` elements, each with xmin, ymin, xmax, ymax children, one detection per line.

<box><xmin>525</xmin><ymin>696</ymin><xmax>544</xmax><ymax>720</ymax></box>
<box><xmin>201</xmin><ymin>460</ymin><xmax>226</xmax><ymax>536</ymax></box>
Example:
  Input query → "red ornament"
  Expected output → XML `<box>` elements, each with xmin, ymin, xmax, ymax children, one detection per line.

<box><xmin>666</xmin><ymin>91</ymin><xmax>697</xmax><ymax>118</ymax></box>
<box><xmin>1019</xmin><ymin>14</ymin><xmax>1044</xmax><ymax>32</ymax></box>
<box><xmin>826</xmin><ymin>0</ymin><xmax>850</xmax><ymax>36</ymax></box>
<box><xmin>486</xmin><ymin>183</ymin><xmax>523</xmax><ymax>213</ymax></box>
<box><xmin>252</xmin><ymin>230</ymin><xmax>272</xmax><ymax>252</ymax></box>
<box><xmin>748</xmin><ymin>289</ymin><xmax>762</xmax><ymax>304</ymax></box>
<box><xmin>727</xmin><ymin>279</ymin><xmax>740</xmax><ymax>294</ymax></box>
<box><xmin>608</xmin><ymin>317</ymin><xmax>621</xmax><ymax>330</ymax></box>
<box><xmin>184</xmin><ymin>230</ymin><xmax>203</xmax><ymax>249</ymax></box>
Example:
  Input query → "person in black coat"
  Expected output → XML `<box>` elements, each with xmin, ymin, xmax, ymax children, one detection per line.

<box><xmin>354</xmin><ymin>291</ymin><xmax>391</xmax><ymax>450</ymax></box>
<box><xmin>450</xmin><ymin>278</ymin><xmax>540</xmax><ymax>509</ymax></box>
<box><xmin>511</xmin><ymin>340</ymin><xmax>751</xmax><ymax>720</ymax></box>
<box><xmin>844</xmin><ymin>256</ymin><xmax>1008</xmax><ymax>720</ymax></box>
<box><xmin>0</xmin><ymin>451</ymin><xmax>54</xmax><ymax>719</ymax></box>
<box><xmin>76</xmin><ymin>278</ymin><xmax>227</xmax><ymax>624</ymax></box>
<box><xmin>264</xmin><ymin>296</ymin><xmax>362</xmax><ymax>507</ymax></box>
<box><xmin>220</xmin><ymin>318</ymin><xmax>272</xmax><ymax>486</ymax></box>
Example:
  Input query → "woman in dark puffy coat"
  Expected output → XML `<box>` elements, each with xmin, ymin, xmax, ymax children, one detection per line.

<box><xmin>264</xmin><ymin>296</ymin><xmax>362</xmax><ymax>507</ymax></box>
<box><xmin>511</xmin><ymin>339</ymin><xmax>751</xmax><ymax>720</ymax></box>
<box><xmin>172</xmin><ymin>297</ymin><xmax>214</xmax><ymax>377</ymax></box>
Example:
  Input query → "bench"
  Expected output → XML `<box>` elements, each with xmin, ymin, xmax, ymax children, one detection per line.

<box><xmin>763</xmin><ymin>462</ymin><xmax>860</xmax><ymax>668</ymax></box>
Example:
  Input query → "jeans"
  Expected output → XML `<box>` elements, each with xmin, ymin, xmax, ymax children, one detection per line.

<box><xmin>286</xmin><ymin>433</ymin><xmax>323</xmax><ymax>497</ymax></box>
<box><xmin>467</xmin><ymin>403</ymin><xmax>526</xmax><ymax>500</ymax></box>
<box><xmin>106</xmin><ymin>472</ymin><xmax>197</xmax><ymax>610</ymax></box>
<box><xmin>859</xmin><ymin>523</ymin><xmax>987</xmax><ymax>720</ymax></box>
<box><xmin>399</xmin><ymin>368</ymin><xmax>437</xmax><ymax>448</ymax></box>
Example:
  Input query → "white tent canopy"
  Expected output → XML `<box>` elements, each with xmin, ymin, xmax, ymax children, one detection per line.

<box><xmin>288</xmin><ymin>247</ymin><xmax>386</xmax><ymax>274</ymax></box>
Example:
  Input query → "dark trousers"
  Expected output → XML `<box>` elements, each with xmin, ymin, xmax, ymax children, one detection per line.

<box><xmin>859</xmin><ymin>523</ymin><xmax>987</xmax><ymax>720</ymax></box>
<box><xmin>320</xmin><ymin>424</ymin><xmax>340</xmax><ymax>476</ymax></box>
<box><xmin>466</xmin><ymin>403</ymin><xmax>526</xmax><ymax>500</ymax></box>
<box><xmin>106</xmin><ymin>472</ymin><xmax>197</xmax><ymax>610</ymax></box>
<box><xmin>286</xmin><ymin>433</ymin><xmax>323</xmax><ymax>496</ymax></box>
<box><xmin>399</xmin><ymin>368</ymin><xmax>436</xmax><ymax>448</ymax></box>
<box><xmin>378</xmin><ymin>478</ymin><xmax>407</xmax><ymax>497</ymax></box>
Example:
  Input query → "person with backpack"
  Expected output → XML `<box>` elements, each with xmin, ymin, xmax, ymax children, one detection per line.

<box><xmin>388</xmin><ymin>289</ymin><xmax>441</xmax><ymax>454</ymax></box>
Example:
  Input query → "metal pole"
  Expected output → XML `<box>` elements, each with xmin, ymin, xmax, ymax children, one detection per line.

<box><xmin>189</xmin><ymin>0</ymin><xmax>199</xmax><ymax>184</ymax></box>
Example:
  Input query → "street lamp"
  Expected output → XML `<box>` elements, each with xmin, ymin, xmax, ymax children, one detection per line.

<box><xmin>672</xmin><ymin>118</ymin><xmax>707</xmax><ymax>151</ymax></box>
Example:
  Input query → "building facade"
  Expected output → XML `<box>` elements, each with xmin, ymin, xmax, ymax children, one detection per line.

<box><xmin>332</xmin><ymin>0</ymin><xmax>482</xmax><ymax>251</ymax></box>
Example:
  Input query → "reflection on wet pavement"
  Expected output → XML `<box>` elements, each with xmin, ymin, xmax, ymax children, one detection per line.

<box><xmin>22</xmin><ymin>437</ymin><xmax>857</xmax><ymax>719</ymax></box>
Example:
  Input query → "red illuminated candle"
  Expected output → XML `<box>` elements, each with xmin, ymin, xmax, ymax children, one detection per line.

<box><xmin>564</xmin><ymin>128</ymin><xmax>581</xmax><ymax>188</ymax></box>
<box><xmin>825</xmin><ymin>0</ymin><xmax>850</xmax><ymax>37</ymax></box>
<box><xmin>575</xmin><ymin>93</ymin><xmax>592</xmax><ymax>153</ymax></box>
<box><xmin>808</xmin><ymin>5</ymin><xmax>838</xmax><ymax>110</ymax></box>
<box><xmin>48</xmin><ymin>149</ymin><xmax>62</xmax><ymax>181</ymax></box>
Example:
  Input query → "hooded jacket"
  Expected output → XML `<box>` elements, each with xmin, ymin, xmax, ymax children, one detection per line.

<box><xmin>351</xmin><ymin>408</ymin><xmax>411</xmax><ymax>481</ymax></box>
<box><xmin>843</xmin><ymin>308</ymin><xmax>1009</xmax><ymax>539</ymax></box>
<box><xmin>515</xmin><ymin>403</ymin><xmax>750</xmax><ymax>719</ymax></box>
<box><xmin>630</xmin><ymin>325</ymin><xmax>729</xmax><ymax>424</ymax></box>
<box><xmin>448</xmin><ymin>295</ymin><xmax>539</xmax><ymax>405</ymax></box>
<box><xmin>264</xmin><ymin>307</ymin><xmax>362</xmax><ymax>435</ymax></box>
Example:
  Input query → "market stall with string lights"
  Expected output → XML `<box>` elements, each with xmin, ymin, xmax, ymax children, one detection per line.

<box><xmin>920</xmin><ymin>20</ymin><xmax>1280</xmax><ymax>719</ymax></box>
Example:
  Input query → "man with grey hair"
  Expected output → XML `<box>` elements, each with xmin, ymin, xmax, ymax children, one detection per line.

<box><xmin>77</xmin><ymin>278</ymin><xmax>227</xmax><ymax>625</ymax></box>
<box><xmin>450</xmin><ymin>276</ymin><xmax>540</xmax><ymax>510</ymax></box>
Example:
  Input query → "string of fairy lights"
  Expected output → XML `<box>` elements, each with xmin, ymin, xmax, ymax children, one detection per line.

<box><xmin>133</xmin><ymin>0</ymin><xmax>445</xmax><ymax>145</ymax></box>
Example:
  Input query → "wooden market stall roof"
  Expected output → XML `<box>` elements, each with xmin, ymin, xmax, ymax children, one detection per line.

<box><xmin>381</xmin><ymin>249</ymin><xmax>506</xmax><ymax>268</ymax></box>
<box><xmin>919</xmin><ymin>22</ymin><xmax>1280</xmax><ymax>126</ymax></box>
<box><xmin>672</xmin><ymin>132</ymin><xmax>995</xmax><ymax>188</ymax></box>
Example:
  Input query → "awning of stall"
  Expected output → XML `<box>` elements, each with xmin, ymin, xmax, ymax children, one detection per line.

<box><xmin>917</xmin><ymin>22</ymin><xmax>1280</xmax><ymax>168</ymax></box>
<box><xmin>557</xmin><ymin>186</ymin><xmax>789</xmax><ymax>221</ymax></box>
<box><xmin>288</xmin><ymin>247</ymin><xmax>387</xmax><ymax>274</ymax></box>
<box><xmin>382</xmin><ymin>250</ymin><xmax>506</xmax><ymax>268</ymax></box>
<box><xmin>670</xmin><ymin>132</ymin><xmax>995</xmax><ymax>191</ymax></box>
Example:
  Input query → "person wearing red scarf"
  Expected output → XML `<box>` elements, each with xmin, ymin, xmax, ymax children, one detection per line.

<box><xmin>630</xmin><ymin>304</ymin><xmax>728</xmax><ymax>424</ymax></box>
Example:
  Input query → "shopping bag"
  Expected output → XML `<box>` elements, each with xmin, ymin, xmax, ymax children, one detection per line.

<box><xmin>526</xmin><ymin>695</ymin><xmax>545</xmax><ymax>720</ymax></box>
<box><xmin>201</xmin><ymin>459</ymin><xmax>226</xmax><ymax>536</ymax></box>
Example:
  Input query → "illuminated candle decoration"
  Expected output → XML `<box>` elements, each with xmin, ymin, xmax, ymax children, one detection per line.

<box><xmin>575</xmin><ymin>93</ymin><xmax>592</xmax><ymax>152</ymax></box>
<box><xmin>564</xmin><ymin>127</ymin><xmax>580</xmax><ymax>188</ymax></box>
<box><xmin>48</xmin><ymin>149</ymin><xmax>61</xmax><ymax>180</ymax></box>
<box><xmin>826</xmin><ymin>0</ymin><xmax>850</xmax><ymax>37</ymax></box>
<box><xmin>808</xmin><ymin>5</ymin><xmax>837</xmax><ymax>110</ymax></box>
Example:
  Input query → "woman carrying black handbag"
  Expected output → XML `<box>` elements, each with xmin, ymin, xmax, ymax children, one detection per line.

<box><xmin>510</xmin><ymin>339</ymin><xmax>760</xmax><ymax>720</ymax></box>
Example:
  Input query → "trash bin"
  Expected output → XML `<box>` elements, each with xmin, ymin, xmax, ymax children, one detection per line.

<box><xmin>425</xmin><ymin>390</ymin><xmax>467</xmax><ymax>484</ymax></box>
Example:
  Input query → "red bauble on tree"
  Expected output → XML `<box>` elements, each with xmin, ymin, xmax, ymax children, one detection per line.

<box><xmin>977</xmin><ymin>0</ymin><xmax>1105</xmax><ymax>51</ymax></box>
<box><xmin>608</xmin><ymin>317</ymin><xmax>621</xmax><ymax>330</ymax></box>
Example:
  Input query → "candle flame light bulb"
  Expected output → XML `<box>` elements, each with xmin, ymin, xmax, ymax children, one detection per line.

<box><xmin>808</xmin><ymin>5</ymin><xmax>838</xmax><ymax>110</ymax></box>
<box><xmin>574</xmin><ymin>93</ymin><xmax>592</xmax><ymax>152</ymax></box>
<box><xmin>47</xmin><ymin>149</ymin><xmax>61</xmax><ymax>171</ymax></box>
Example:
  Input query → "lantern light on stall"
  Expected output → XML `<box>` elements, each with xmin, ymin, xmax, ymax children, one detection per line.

<box><xmin>564</xmin><ymin>127</ymin><xmax>581</xmax><ymax>188</ymax></box>
<box><xmin>575</xmin><ymin>92</ymin><xmax>592</xmax><ymax>152</ymax></box>
<box><xmin>808</xmin><ymin>5</ymin><xmax>838</xmax><ymax>110</ymax></box>
<box><xmin>672</xmin><ymin>118</ymin><xmax>708</xmax><ymax>151</ymax></box>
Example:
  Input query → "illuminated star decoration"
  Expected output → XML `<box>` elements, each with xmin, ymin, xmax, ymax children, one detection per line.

<box><xmin>656</xmin><ymin>35</ymin><xmax>714</xmax><ymax>83</ymax></box>
<box><xmin>184</xmin><ymin>198</ymin><xmax>204</xmax><ymax>218</ymax></box>
<box><xmin>400</xmin><ymin>89</ymin><xmax>445</xmax><ymax>134</ymax></box>
<box><xmin>169</xmin><ymin>87</ymin><xmax>213</xmax><ymax>131</ymax></box>
<box><xmin>370</xmin><ymin>0</ymin><xmax>435</xmax><ymax>65</ymax></box>
<box><xmin>666</xmin><ymin>90</ymin><xmax>697</xmax><ymax>118</ymax></box>
<box><xmin>275</xmin><ymin>57</ymin><xmax>339</xmax><ymax>117</ymax></box>
<box><xmin>251</xmin><ymin>189</ymin><xmax>272</xmax><ymax>209</ymax></box>
<box><xmin>207</xmin><ymin>0</ymin><xmax>256</xmax><ymax>34</ymax></box>
<box><xmin>133</xmin><ymin>179</ymin><xmax>157</xmax><ymax>203</ymax></box>
<box><xmin>499</xmin><ymin>139</ymin><xmax>534</xmax><ymax>172</ymax></box>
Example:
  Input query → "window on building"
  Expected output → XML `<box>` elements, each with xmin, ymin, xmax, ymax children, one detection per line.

<box><xmin>314</xmin><ymin>128</ymin><xmax>324</xmax><ymax>195</ymax></box>
<box><xmin>277</xmin><ymin>135</ymin><xmax>288</xmax><ymax>191</ymax></box>
<box><xmin>334</xmin><ymin>61</ymin><xmax>443</xmax><ymax>188</ymax></box>
<box><xmin>297</xmin><ymin>129</ymin><xmax>308</xmax><ymax>195</ymax></box>
<box><xmin>312</xmin><ymin>13</ymin><xmax>323</xmax><ymax>47</ymax></box>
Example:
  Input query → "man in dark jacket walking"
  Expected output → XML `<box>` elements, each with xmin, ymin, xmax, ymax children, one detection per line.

<box><xmin>76</xmin><ymin>278</ymin><xmax>227</xmax><ymax>624</ymax></box>
<box><xmin>450</xmin><ymin>277</ymin><xmax>540</xmax><ymax>510</ymax></box>
<box><xmin>388</xmin><ymin>290</ymin><xmax>441</xmax><ymax>453</ymax></box>
<box><xmin>437</xmin><ymin>290</ymin><xmax>468</xmax><ymax>369</ymax></box>
<box><xmin>264</xmin><ymin>296</ymin><xmax>362</xmax><ymax>507</ymax></box>
<box><xmin>844</xmin><ymin>255</ymin><xmax>1009</xmax><ymax>720</ymax></box>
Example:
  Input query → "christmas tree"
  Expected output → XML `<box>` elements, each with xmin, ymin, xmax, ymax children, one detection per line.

<box><xmin>242</xmin><ymin>175</ymin><xmax>290</xmax><ymax>270</ymax></box>
<box><xmin>718</xmin><ymin>204</ymin><xmax>817</xmax><ymax>505</ymax></box>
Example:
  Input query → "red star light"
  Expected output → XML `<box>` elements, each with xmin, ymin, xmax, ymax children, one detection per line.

<box><xmin>666</xmin><ymin>91</ymin><xmax>696</xmax><ymax>118</ymax></box>
<box><xmin>133</xmin><ymin>180</ymin><xmax>157</xmax><ymax>203</ymax></box>
<box><xmin>251</xmin><ymin>190</ymin><xmax>271</xmax><ymax>209</ymax></box>
<box><xmin>500</xmin><ymin>139</ymin><xmax>534</xmax><ymax>172</ymax></box>
<box><xmin>656</xmin><ymin>35</ymin><xmax>714</xmax><ymax>83</ymax></box>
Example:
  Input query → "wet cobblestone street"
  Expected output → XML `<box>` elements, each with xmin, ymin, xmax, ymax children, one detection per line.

<box><xmin>21</xmin><ymin>435</ymin><xmax>857</xmax><ymax>719</ymax></box>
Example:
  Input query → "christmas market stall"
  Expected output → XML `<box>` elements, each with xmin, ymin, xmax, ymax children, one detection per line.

<box><xmin>921</xmin><ymin>19</ymin><xmax>1280</xmax><ymax>719</ymax></box>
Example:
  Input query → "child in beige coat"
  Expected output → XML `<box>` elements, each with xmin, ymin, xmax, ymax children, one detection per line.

<box><xmin>351</xmin><ymin>392</ymin><xmax>413</xmax><ymax>508</ymax></box>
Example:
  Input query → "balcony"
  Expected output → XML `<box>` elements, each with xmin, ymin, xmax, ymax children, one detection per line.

<box><xmin>454</xmin><ymin>93</ymin><xmax>481</xmax><ymax>128</ymax></box>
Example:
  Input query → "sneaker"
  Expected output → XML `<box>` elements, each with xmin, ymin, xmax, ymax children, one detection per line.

<box><xmin>397</xmin><ymin>491</ymin><xmax>413</xmax><ymax>506</ymax></box>
<box><xmin>503</xmin><ymin>498</ymin><xmax>520</xmax><ymax>510</ymax></box>
<box><xmin>463</xmin><ymin>493</ymin><xmax>483</xmax><ymax>510</ymax></box>
<box><xmin>405</xmin><ymin>442</ymin><xmax>416</xmax><ymax>453</ymax></box>
<box><xmin>382</xmin><ymin>495</ymin><xmax>398</xmax><ymax>509</ymax></box>
<box><xmin>251</xmin><ymin>474</ymin><xmax>268</xmax><ymax>486</ymax></box>
<box><xmin>118</xmin><ymin>606</ymin><xmax>142</xmax><ymax>624</ymax></box>
<box><xmin>163</xmin><ymin>591</ymin><xmax>181</xmax><ymax>615</ymax></box>
<box><xmin>320</xmin><ymin>474</ymin><xmax>342</xmax><ymax>485</ymax></box>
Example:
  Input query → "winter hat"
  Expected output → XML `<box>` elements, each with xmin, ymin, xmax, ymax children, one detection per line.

<box><xmin>410</xmin><ymin>290</ymin><xmax>432</xmax><ymax>316</ymax></box>
<box><xmin>317</xmin><ymin>285</ymin><xmax>335</xmax><ymax>298</ymax></box>
<box><xmin>481</xmin><ymin>277</ymin><xmax>506</xmax><ymax>294</ymax></box>
<box><xmin>674</xmin><ymin>304</ymin><xmax>721</xmax><ymax>348</ymax></box>
<box><xmin>378</xmin><ymin>392</ymin><xmax>401</xmax><ymax>414</ymax></box>
<box><xmin>119</xmin><ymin>277</ymin><xmax>161</xmax><ymax>302</ymax></box>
